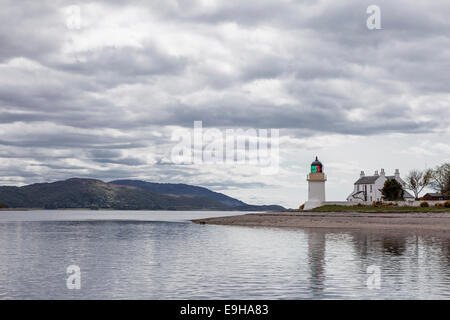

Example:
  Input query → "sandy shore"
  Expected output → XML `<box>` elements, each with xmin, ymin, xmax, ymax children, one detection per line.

<box><xmin>192</xmin><ymin>211</ymin><xmax>450</xmax><ymax>233</ymax></box>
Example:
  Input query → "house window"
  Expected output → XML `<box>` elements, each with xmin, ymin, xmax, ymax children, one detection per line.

<box><xmin>370</xmin><ymin>185</ymin><xmax>373</xmax><ymax>192</ymax></box>
<box><xmin>357</xmin><ymin>185</ymin><xmax>359</xmax><ymax>191</ymax></box>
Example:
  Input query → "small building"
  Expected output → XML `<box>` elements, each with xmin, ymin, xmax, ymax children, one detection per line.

<box><xmin>422</xmin><ymin>193</ymin><xmax>448</xmax><ymax>201</ymax></box>
<box><xmin>346</xmin><ymin>169</ymin><xmax>414</xmax><ymax>202</ymax></box>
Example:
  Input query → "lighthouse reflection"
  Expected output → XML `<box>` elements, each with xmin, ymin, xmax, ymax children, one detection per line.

<box><xmin>306</xmin><ymin>230</ymin><xmax>326</xmax><ymax>295</ymax></box>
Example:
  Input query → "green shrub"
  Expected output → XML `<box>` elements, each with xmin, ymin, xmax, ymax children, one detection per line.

<box><xmin>0</xmin><ymin>201</ymin><xmax>8</xmax><ymax>208</ymax></box>
<box><xmin>435</xmin><ymin>202</ymin><xmax>443</xmax><ymax>207</ymax></box>
<box><xmin>445</xmin><ymin>200</ymin><xmax>450</xmax><ymax>208</ymax></box>
<box><xmin>420</xmin><ymin>201</ymin><xmax>429</xmax><ymax>207</ymax></box>
<box><xmin>382</xmin><ymin>179</ymin><xmax>404</xmax><ymax>201</ymax></box>
<box><xmin>299</xmin><ymin>203</ymin><xmax>305</xmax><ymax>211</ymax></box>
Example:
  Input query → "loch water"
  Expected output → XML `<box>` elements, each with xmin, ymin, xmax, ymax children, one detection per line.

<box><xmin>0</xmin><ymin>210</ymin><xmax>449</xmax><ymax>299</ymax></box>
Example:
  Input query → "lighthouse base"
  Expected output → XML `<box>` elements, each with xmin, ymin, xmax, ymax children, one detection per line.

<box><xmin>304</xmin><ymin>200</ymin><xmax>323</xmax><ymax>210</ymax></box>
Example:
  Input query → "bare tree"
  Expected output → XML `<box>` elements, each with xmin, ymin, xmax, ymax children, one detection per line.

<box><xmin>405</xmin><ymin>169</ymin><xmax>432</xmax><ymax>199</ymax></box>
<box><xmin>430</xmin><ymin>163</ymin><xmax>450</xmax><ymax>195</ymax></box>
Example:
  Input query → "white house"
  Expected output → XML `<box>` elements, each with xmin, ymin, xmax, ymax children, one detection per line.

<box><xmin>346</xmin><ymin>169</ymin><xmax>414</xmax><ymax>202</ymax></box>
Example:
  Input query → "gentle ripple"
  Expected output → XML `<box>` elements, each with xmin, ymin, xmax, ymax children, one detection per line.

<box><xmin>0</xmin><ymin>210</ymin><xmax>449</xmax><ymax>299</ymax></box>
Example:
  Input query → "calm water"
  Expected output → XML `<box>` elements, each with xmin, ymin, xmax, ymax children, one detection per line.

<box><xmin>0</xmin><ymin>210</ymin><xmax>449</xmax><ymax>300</ymax></box>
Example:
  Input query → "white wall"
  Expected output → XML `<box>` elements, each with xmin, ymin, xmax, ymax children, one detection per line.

<box><xmin>308</xmin><ymin>180</ymin><xmax>326</xmax><ymax>202</ymax></box>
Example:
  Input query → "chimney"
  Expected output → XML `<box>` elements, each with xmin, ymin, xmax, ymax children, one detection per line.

<box><xmin>374</xmin><ymin>170</ymin><xmax>379</xmax><ymax>176</ymax></box>
<box><xmin>395</xmin><ymin>169</ymin><xmax>400</xmax><ymax>178</ymax></box>
<box><xmin>360</xmin><ymin>170</ymin><xmax>365</xmax><ymax>177</ymax></box>
<box><xmin>380</xmin><ymin>168</ymin><xmax>385</xmax><ymax>177</ymax></box>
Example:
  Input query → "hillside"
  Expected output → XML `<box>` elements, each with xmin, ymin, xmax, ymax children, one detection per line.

<box><xmin>110</xmin><ymin>180</ymin><xmax>284</xmax><ymax>211</ymax></box>
<box><xmin>0</xmin><ymin>178</ymin><xmax>285</xmax><ymax>211</ymax></box>
<box><xmin>110</xmin><ymin>180</ymin><xmax>246</xmax><ymax>207</ymax></box>
<box><xmin>0</xmin><ymin>178</ymin><xmax>228</xmax><ymax>210</ymax></box>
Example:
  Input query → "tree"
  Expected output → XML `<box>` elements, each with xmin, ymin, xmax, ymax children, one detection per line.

<box><xmin>405</xmin><ymin>169</ymin><xmax>432</xmax><ymax>199</ymax></box>
<box><xmin>382</xmin><ymin>179</ymin><xmax>404</xmax><ymax>201</ymax></box>
<box><xmin>430</xmin><ymin>163</ymin><xmax>450</xmax><ymax>196</ymax></box>
<box><xmin>0</xmin><ymin>201</ymin><xmax>8</xmax><ymax>209</ymax></box>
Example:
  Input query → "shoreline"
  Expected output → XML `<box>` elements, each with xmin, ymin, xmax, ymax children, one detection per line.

<box><xmin>192</xmin><ymin>211</ymin><xmax>450</xmax><ymax>234</ymax></box>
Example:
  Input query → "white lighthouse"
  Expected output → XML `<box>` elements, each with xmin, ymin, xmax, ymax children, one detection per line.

<box><xmin>304</xmin><ymin>156</ymin><xmax>327</xmax><ymax>210</ymax></box>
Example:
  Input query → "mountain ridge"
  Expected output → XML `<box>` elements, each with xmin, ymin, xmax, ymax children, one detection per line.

<box><xmin>0</xmin><ymin>178</ymin><xmax>285</xmax><ymax>211</ymax></box>
<box><xmin>109</xmin><ymin>180</ymin><xmax>247</xmax><ymax>207</ymax></box>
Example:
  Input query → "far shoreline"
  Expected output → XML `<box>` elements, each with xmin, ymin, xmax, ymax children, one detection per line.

<box><xmin>192</xmin><ymin>211</ymin><xmax>450</xmax><ymax>235</ymax></box>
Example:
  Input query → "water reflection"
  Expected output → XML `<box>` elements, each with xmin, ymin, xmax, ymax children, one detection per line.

<box><xmin>381</xmin><ymin>238</ymin><xmax>407</xmax><ymax>256</ymax></box>
<box><xmin>303</xmin><ymin>228</ymin><xmax>450</xmax><ymax>299</ymax></box>
<box><xmin>307</xmin><ymin>231</ymin><xmax>326</xmax><ymax>296</ymax></box>
<box><xmin>0</xmin><ymin>211</ymin><xmax>449</xmax><ymax>299</ymax></box>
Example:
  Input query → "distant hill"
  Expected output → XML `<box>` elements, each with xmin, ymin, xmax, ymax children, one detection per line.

<box><xmin>110</xmin><ymin>180</ymin><xmax>284</xmax><ymax>211</ymax></box>
<box><xmin>0</xmin><ymin>178</ymin><xmax>285</xmax><ymax>211</ymax></box>
<box><xmin>110</xmin><ymin>180</ymin><xmax>246</xmax><ymax>207</ymax></box>
<box><xmin>0</xmin><ymin>178</ymin><xmax>228</xmax><ymax>210</ymax></box>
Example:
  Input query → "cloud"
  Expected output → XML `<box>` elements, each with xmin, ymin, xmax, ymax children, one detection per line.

<box><xmin>0</xmin><ymin>0</ymin><xmax>449</xmax><ymax>206</ymax></box>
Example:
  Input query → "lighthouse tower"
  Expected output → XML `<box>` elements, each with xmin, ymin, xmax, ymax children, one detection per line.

<box><xmin>304</xmin><ymin>156</ymin><xmax>327</xmax><ymax>210</ymax></box>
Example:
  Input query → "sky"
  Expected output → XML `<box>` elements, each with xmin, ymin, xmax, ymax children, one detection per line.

<box><xmin>0</xmin><ymin>0</ymin><xmax>449</xmax><ymax>208</ymax></box>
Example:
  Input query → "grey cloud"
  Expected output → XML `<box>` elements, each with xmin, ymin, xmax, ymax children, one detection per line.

<box><xmin>0</xmin><ymin>131</ymin><xmax>146</xmax><ymax>149</ymax></box>
<box><xmin>201</xmin><ymin>181</ymin><xmax>269</xmax><ymax>190</ymax></box>
<box><xmin>90</xmin><ymin>149</ymin><xmax>122</xmax><ymax>158</ymax></box>
<box><xmin>0</xmin><ymin>1</ymin><xmax>64</xmax><ymax>63</ymax></box>
<box><xmin>0</xmin><ymin>0</ymin><xmax>449</xmax><ymax>191</ymax></box>
<box><xmin>92</xmin><ymin>157</ymin><xmax>147</xmax><ymax>166</ymax></box>
<box><xmin>49</xmin><ymin>45</ymin><xmax>188</xmax><ymax>87</ymax></box>
<box><xmin>30</xmin><ymin>163</ymin><xmax>86</xmax><ymax>170</ymax></box>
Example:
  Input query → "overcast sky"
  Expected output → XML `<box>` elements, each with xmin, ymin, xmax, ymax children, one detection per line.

<box><xmin>0</xmin><ymin>0</ymin><xmax>449</xmax><ymax>208</ymax></box>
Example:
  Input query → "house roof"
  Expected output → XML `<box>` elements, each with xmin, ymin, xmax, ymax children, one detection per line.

<box><xmin>424</xmin><ymin>193</ymin><xmax>444</xmax><ymax>197</ymax></box>
<box><xmin>354</xmin><ymin>176</ymin><xmax>379</xmax><ymax>185</ymax></box>
<box><xmin>355</xmin><ymin>175</ymin><xmax>406</xmax><ymax>185</ymax></box>
<box><xmin>403</xmin><ymin>190</ymin><xmax>414</xmax><ymax>199</ymax></box>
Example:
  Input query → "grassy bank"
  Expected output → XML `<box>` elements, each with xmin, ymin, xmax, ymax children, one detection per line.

<box><xmin>310</xmin><ymin>205</ymin><xmax>450</xmax><ymax>213</ymax></box>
